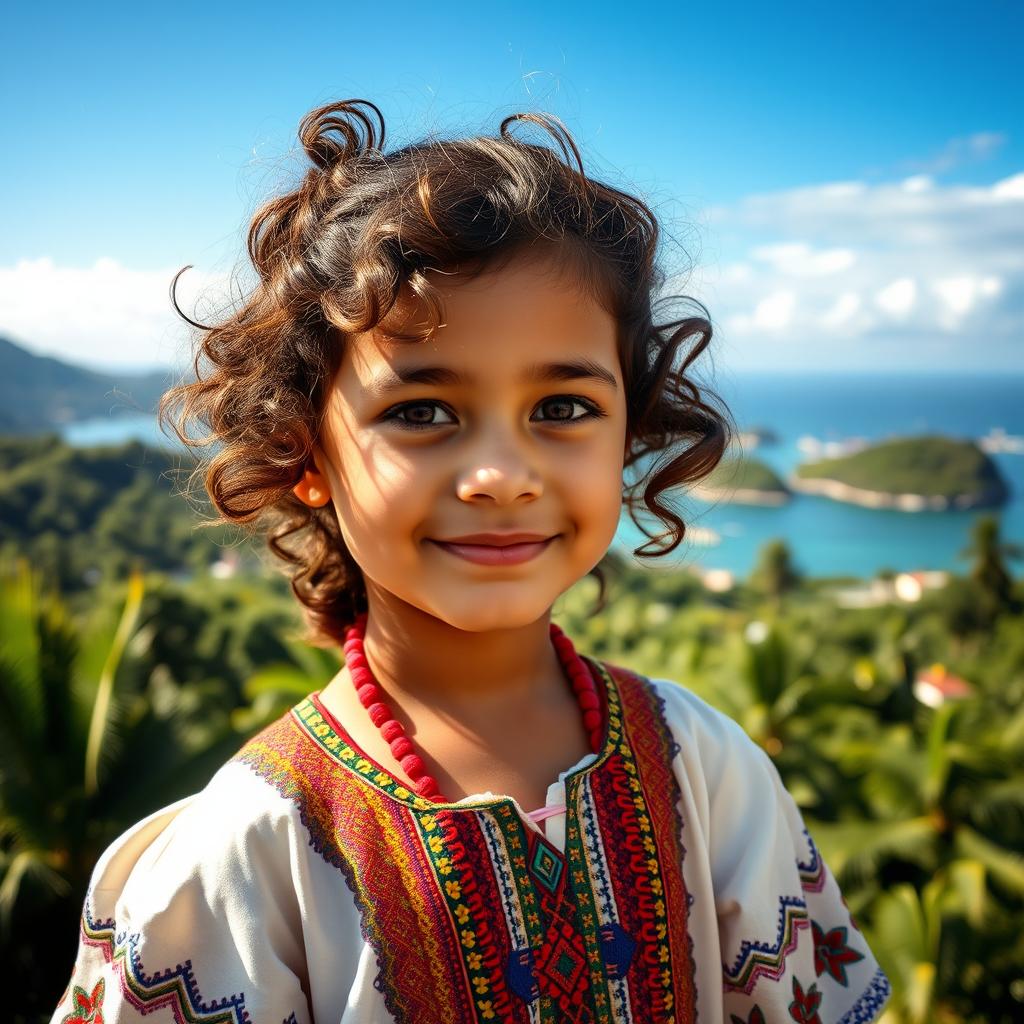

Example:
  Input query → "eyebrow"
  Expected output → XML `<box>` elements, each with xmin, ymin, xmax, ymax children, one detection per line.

<box><xmin>362</xmin><ymin>357</ymin><xmax>620</xmax><ymax>398</ymax></box>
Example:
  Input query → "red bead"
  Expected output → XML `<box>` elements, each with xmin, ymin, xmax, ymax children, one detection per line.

<box><xmin>582</xmin><ymin>708</ymin><xmax>602</xmax><ymax>731</ymax></box>
<box><xmin>589</xmin><ymin>728</ymin><xmax>604</xmax><ymax>750</ymax></box>
<box><xmin>367</xmin><ymin>702</ymin><xmax>391</xmax><ymax>727</ymax></box>
<box><xmin>576</xmin><ymin>690</ymin><xmax>600</xmax><ymax>710</ymax></box>
<box><xmin>380</xmin><ymin>720</ymin><xmax>404</xmax><ymax>743</ymax></box>
<box><xmin>390</xmin><ymin>736</ymin><xmax>414</xmax><ymax>761</ymax></box>
<box><xmin>356</xmin><ymin>682</ymin><xmax>382</xmax><ymax>706</ymax></box>
<box><xmin>400</xmin><ymin>753</ymin><xmax>426</xmax><ymax>778</ymax></box>
<box><xmin>414</xmin><ymin>776</ymin><xmax>441</xmax><ymax>798</ymax></box>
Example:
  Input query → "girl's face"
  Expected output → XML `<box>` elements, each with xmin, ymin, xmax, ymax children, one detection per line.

<box><xmin>313</xmin><ymin>249</ymin><xmax>628</xmax><ymax>633</ymax></box>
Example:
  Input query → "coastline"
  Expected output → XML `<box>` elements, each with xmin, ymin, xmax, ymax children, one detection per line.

<box><xmin>787</xmin><ymin>474</ymin><xmax>1006</xmax><ymax>512</ymax></box>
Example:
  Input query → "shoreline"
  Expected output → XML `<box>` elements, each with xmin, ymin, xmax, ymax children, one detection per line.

<box><xmin>787</xmin><ymin>474</ymin><xmax>1006</xmax><ymax>511</ymax></box>
<box><xmin>691</xmin><ymin>484</ymin><xmax>789</xmax><ymax>506</ymax></box>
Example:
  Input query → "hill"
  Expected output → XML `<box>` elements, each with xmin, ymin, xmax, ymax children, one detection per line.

<box><xmin>0</xmin><ymin>435</ymin><xmax>245</xmax><ymax>590</ymax></box>
<box><xmin>0</xmin><ymin>335</ymin><xmax>174</xmax><ymax>433</ymax></box>
<box><xmin>791</xmin><ymin>435</ymin><xmax>1009</xmax><ymax>510</ymax></box>
<box><xmin>692</xmin><ymin>456</ymin><xmax>790</xmax><ymax>505</ymax></box>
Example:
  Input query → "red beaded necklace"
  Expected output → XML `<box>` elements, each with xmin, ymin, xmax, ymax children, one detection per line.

<box><xmin>341</xmin><ymin>611</ymin><xmax>604</xmax><ymax>803</ymax></box>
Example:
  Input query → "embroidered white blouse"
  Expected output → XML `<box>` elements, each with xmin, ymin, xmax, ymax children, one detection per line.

<box><xmin>51</xmin><ymin>676</ymin><xmax>891</xmax><ymax>1023</ymax></box>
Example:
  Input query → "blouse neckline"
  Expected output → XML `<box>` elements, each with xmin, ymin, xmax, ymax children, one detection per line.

<box><xmin>292</xmin><ymin>655</ymin><xmax>619</xmax><ymax>814</ymax></box>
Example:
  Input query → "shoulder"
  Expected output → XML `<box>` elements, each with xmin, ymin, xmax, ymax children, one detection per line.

<box><xmin>89</xmin><ymin>752</ymin><xmax>306</xmax><ymax>918</ymax></box>
<box><xmin>599</xmin><ymin>659</ymin><xmax>773</xmax><ymax>787</ymax></box>
<box><xmin>60</xmin><ymin>754</ymin><xmax>314</xmax><ymax>1023</ymax></box>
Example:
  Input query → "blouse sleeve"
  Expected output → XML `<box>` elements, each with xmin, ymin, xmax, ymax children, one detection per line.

<box><xmin>656</xmin><ymin>679</ymin><xmax>892</xmax><ymax>1024</ymax></box>
<box><xmin>50</xmin><ymin>762</ymin><xmax>312</xmax><ymax>1024</ymax></box>
<box><xmin>704</xmin><ymin>696</ymin><xmax>888</xmax><ymax>1024</ymax></box>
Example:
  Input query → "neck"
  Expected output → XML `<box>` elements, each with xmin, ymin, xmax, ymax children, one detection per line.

<box><xmin>355</xmin><ymin>587</ymin><xmax>568</xmax><ymax>720</ymax></box>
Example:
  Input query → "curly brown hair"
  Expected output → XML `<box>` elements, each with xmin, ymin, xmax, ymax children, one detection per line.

<box><xmin>159</xmin><ymin>98</ymin><xmax>735</xmax><ymax>648</ymax></box>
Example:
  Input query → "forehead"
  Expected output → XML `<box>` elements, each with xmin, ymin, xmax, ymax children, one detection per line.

<box><xmin>346</xmin><ymin>248</ymin><xmax>619</xmax><ymax>376</ymax></box>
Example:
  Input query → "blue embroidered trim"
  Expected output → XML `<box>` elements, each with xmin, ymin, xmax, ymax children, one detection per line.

<box><xmin>82</xmin><ymin>900</ymin><xmax>252</xmax><ymax>1023</ymax></box>
<box><xmin>837</xmin><ymin>966</ymin><xmax>893</xmax><ymax>1024</ymax></box>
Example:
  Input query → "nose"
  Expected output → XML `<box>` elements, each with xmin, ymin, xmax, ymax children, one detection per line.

<box><xmin>454</xmin><ymin>425</ymin><xmax>543</xmax><ymax>504</ymax></box>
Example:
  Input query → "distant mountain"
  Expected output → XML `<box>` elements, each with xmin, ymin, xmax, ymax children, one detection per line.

<box><xmin>0</xmin><ymin>336</ymin><xmax>176</xmax><ymax>433</ymax></box>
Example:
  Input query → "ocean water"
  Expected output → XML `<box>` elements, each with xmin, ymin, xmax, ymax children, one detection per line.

<box><xmin>60</xmin><ymin>372</ymin><xmax>1024</xmax><ymax>580</ymax></box>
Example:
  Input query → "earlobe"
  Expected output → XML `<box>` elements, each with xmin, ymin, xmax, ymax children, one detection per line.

<box><xmin>294</xmin><ymin>467</ymin><xmax>332</xmax><ymax>507</ymax></box>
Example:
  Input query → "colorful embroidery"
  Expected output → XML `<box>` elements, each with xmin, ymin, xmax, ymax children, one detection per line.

<box><xmin>812</xmin><ymin>920</ymin><xmax>865</xmax><ymax>986</ymax></box>
<box><xmin>60</xmin><ymin>977</ymin><xmax>105</xmax><ymax>1024</ymax></box>
<box><xmin>788</xmin><ymin>975</ymin><xmax>823</xmax><ymax>1024</ymax></box>
<box><xmin>233</xmin><ymin>657</ymin><xmax>696</xmax><ymax>1024</ymax></box>
<box><xmin>723</xmin><ymin>804</ymin><xmax>835</xmax><ymax>995</ymax></box>
<box><xmin>77</xmin><ymin>903</ymin><xmax>252</xmax><ymax>1023</ymax></box>
<box><xmin>722</xmin><ymin>897</ymin><xmax>811</xmax><ymax>994</ymax></box>
<box><xmin>796</xmin><ymin>827</ymin><xmax>827</xmax><ymax>893</ymax></box>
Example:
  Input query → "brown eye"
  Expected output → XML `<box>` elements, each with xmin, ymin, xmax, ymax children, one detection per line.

<box><xmin>384</xmin><ymin>401</ymin><xmax>456</xmax><ymax>431</ymax></box>
<box><xmin>533</xmin><ymin>396</ymin><xmax>604</xmax><ymax>424</ymax></box>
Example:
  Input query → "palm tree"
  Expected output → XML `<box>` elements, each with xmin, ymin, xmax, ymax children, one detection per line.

<box><xmin>0</xmin><ymin>559</ymin><xmax>246</xmax><ymax>1021</ymax></box>
<box><xmin>959</xmin><ymin>514</ymin><xmax>1023</xmax><ymax>624</ymax></box>
<box><xmin>748</xmin><ymin>538</ymin><xmax>802</xmax><ymax>604</ymax></box>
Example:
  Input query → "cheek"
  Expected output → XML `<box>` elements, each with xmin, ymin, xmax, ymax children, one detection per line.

<box><xmin>331</xmin><ymin>445</ymin><xmax>429</xmax><ymax>547</ymax></box>
<box><xmin>561</xmin><ymin>437</ymin><xmax>625</xmax><ymax>523</ymax></box>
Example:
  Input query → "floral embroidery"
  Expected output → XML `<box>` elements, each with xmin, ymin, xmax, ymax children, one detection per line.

<box><xmin>730</xmin><ymin>1007</ymin><xmax>766</xmax><ymax>1024</ymax></box>
<box><xmin>788</xmin><ymin>975</ymin><xmax>823</xmax><ymax>1024</ymax></box>
<box><xmin>61</xmin><ymin>978</ymin><xmax>105</xmax><ymax>1024</ymax></box>
<box><xmin>812</xmin><ymin>920</ymin><xmax>865</xmax><ymax>986</ymax></box>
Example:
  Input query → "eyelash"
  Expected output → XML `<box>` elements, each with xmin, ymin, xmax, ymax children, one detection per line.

<box><xmin>382</xmin><ymin>395</ymin><xmax>607</xmax><ymax>432</ymax></box>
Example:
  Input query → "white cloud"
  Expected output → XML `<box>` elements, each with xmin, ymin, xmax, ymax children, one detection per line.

<box><xmin>750</xmin><ymin>242</ymin><xmax>856</xmax><ymax>277</ymax></box>
<box><xmin>875</xmin><ymin>278</ymin><xmax>917</xmax><ymax>319</ymax></box>
<box><xmin>820</xmin><ymin>291</ymin><xmax>862</xmax><ymax>330</ymax></box>
<box><xmin>901</xmin><ymin>131</ymin><xmax>1007</xmax><ymax>176</ymax></box>
<box><xmin>0</xmin><ymin>257</ymin><xmax>231</xmax><ymax>372</ymax></box>
<box><xmin>931</xmin><ymin>274</ymin><xmax>1004</xmax><ymax>328</ymax></box>
<box><xmin>901</xmin><ymin>175</ymin><xmax>933</xmax><ymax>194</ymax></box>
<box><xmin>692</xmin><ymin>157</ymin><xmax>1024</xmax><ymax>371</ymax></box>
<box><xmin>991</xmin><ymin>172</ymin><xmax>1024</xmax><ymax>201</ymax></box>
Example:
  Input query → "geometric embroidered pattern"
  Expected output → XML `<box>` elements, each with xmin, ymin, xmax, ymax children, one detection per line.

<box><xmin>78</xmin><ymin>904</ymin><xmax>253</xmax><ymax>1024</ymax></box>
<box><xmin>723</xmin><ymin>898</ymin><xmax>811</xmax><ymax>994</ymax></box>
<box><xmin>529</xmin><ymin>836</ymin><xmax>564</xmax><ymax>894</ymax></box>
<box><xmin>233</xmin><ymin>657</ymin><xmax>699</xmax><ymax>1023</ymax></box>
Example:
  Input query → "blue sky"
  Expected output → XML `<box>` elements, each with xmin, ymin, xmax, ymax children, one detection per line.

<box><xmin>2</xmin><ymin>0</ymin><xmax>1021</xmax><ymax>374</ymax></box>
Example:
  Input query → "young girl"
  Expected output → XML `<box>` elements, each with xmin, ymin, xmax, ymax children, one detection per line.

<box><xmin>52</xmin><ymin>100</ymin><xmax>890</xmax><ymax>1024</ymax></box>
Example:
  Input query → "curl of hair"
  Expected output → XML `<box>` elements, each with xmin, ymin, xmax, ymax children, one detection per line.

<box><xmin>160</xmin><ymin>98</ymin><xmax>736</xmax><ymax>647</ymax></box>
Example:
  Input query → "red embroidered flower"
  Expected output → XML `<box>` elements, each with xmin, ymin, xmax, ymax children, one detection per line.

<box><xmin>730</xmin><ymin>1006</ymin><xmax>766</xmax><ymax>1024</ymax></box>
<box><xmin>812</xmin><ymin>919</ymin><xmax>865</xmax><ymax>986</ymax></box>
<box><xmin>788</xmin><ymin>975</ymin><xmax>822</xmax><ymax>1024</ymax></box>
<box><xmin>61</xmin><ymin>978</ymin><xmax>105</xmax><ymax>1024</ymax></box>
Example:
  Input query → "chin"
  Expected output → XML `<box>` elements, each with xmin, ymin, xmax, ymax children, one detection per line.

<box><xmin>422</xmin><ymin>593</ymin><xmax>560</xmax><ymax>634</ymax></box>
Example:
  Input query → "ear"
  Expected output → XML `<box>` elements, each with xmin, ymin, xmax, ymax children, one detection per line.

<box><xmin>293</xmin><ymin>459</ymin><xmax>332</xmax><ymax>508</ymax></box>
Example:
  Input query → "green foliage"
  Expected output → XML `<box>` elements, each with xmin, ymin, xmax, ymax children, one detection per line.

<box><xmin>0</xmin><ymin>435</ymin><xmax>251</xmax><ymax>592</ymax></box>
<box><xmin>6</xmin><ymin>521</ymin><xmax>1024</xmax><ymax>1021</ymax></box>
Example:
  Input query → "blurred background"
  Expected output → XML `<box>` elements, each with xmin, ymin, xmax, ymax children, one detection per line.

<box><xmin>3</xmin><ymin>2</ymin><xmax>1022</xmax><ymax>1021</ymax></box>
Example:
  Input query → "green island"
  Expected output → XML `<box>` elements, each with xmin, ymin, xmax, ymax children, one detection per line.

<box><xmin>692</xmin><ymin>455</ymin><xmax>790</xmax><ymax>505</ymax></box>
<box><xmin>791</xmin><ymin>435</ymin><xmax>1010</xmax><ymax>511</ymax></box>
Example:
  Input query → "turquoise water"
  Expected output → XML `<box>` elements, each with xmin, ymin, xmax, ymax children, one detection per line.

<box><xmin>61</xmin><ymin>372</ymin><xmax>1024</xmax><ymax>580</ymax></box>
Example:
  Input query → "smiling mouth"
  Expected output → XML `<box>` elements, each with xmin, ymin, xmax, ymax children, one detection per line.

<box><xmin>428</xmin><ymin>537</ymin><xmax>557</xmax><ymax>566</ymax></box>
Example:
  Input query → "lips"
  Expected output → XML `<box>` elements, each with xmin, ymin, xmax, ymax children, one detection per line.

<box><xmin>428</xmin><ymin>535</ymin><xmax>557</xmax><ymax>566</ymax></box>
<box><xmin>434</xmin><ymin>532</ymin><xmax>555</xmax><ymax>546</ymax></box>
